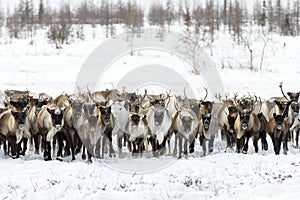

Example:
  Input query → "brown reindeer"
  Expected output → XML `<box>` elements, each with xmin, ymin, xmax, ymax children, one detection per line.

<box><xmin>37</xmin><ymin>105</ymin><xmax>64</xmax><ymax>161</ymax></box>
<box><xmin>267</xmin><ymin>113</ymin><xmax>289</xmax><ymax>155</ymax></box>
<box><xmin>96</xmin><ymin>103</ymin><xmax>116</xmax><ymax>158</ymax></box>
<box><xmin>0</xmin><ymin>110</ymin><xmax>30</xmax><ymax>158</ymax></box>
<box><xmin>234</xmin><ymin>109</ymin><xmax>268</xmax><ymax>154</ymax></box>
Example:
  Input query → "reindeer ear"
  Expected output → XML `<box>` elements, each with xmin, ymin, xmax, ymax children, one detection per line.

<box><xmin>47</xmin><ymin>108</ymin><xmax>52</xmax><ymax>114</ymax></box>
<box><xmin>273</xmin><ymin>113</ymin><xmax>276</xmax><ymax>118</ymax></box>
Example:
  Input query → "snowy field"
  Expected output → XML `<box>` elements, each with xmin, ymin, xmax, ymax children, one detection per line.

<box><xmin>1</xmin><ymin>20</ymin><xmax>300</xmax><ymax>200</ymax></box>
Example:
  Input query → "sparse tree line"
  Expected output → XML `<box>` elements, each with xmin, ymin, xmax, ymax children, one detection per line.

<box><xmin>0</xmin><ymin>0</ymin><xmax>299</xmax><ymax>48</ymax></box>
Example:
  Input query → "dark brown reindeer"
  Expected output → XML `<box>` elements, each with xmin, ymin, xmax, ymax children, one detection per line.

<box><xmin>234</xmin><ymin>108</ymin><xmax>268</xmax><ymax>154</ymax></box>
<box><xmin>267</xmin><ymin>113</ymin><xmax>289</xmax><ymax>155</ymax></box>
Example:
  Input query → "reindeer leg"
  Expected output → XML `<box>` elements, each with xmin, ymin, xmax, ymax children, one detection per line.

<box><xmin>21</xmin><ymin>138</ymin><xmax>28</xmax><ymax>156</ymax></box>
<box><xmin>106</xmin><ymin>131</ymin><xmax>115</xmax><ymax>157</ymax></box>
<box><xmin>253</xmin><ymin>135</ymin><xmax>259</xmax><ymax>153</ymax></box>
<box><xmin>236</xmin><ymin>138</ymin><xmax>241</xmax><ymax>153</ymax></box>
<box><xmin>189</xmin><ymin>133</ymin><xmax>196</xmax><ymax>154</ymax></box>
<box><xmin>3</xmin><ymin>140</ymin><xmax>7</xmax><ymax>156</ymax></box>
<box><xmin>173</xmin><ymin>134</ymin><xmax>178</xmax><ymax>157</ymax></box>
<box><xmin>56</xmin><ymin>133</ymin><xmax>64</xmax><ymax>160</ymax></box>
<box><xmin>178</xmin><ymin>134</ymin><xmax>183</xmax><ymax>159</ymax></box>
<box><xmin>209</xmin><ymin>136</ymin><xmax>215</xmax><ymax>153</ymax></box>
<box><xmin>202</xmin><ymin>139</ymin><xmax>207</xmax><ymax>156</ymax></box>
<box><xmin>101</xmin><ymin>136</ymin><xmax>105</xmax><ymax>159</ymax></box>
<box><xmin>33</xmin><ymin>135</ymin><xmax>40</xmax><ymax>154</ymax></box>
<box><xmin>87</xmin><ymin>150</ymin><xmax>93</xmax><ymax>163</ymax></box>
<box><xmin>81</xmin><ymin>145</ymin><xmax>86</xmax><ymax>160</ymax></box>
<box><xmin>242</xmin><ymin>135</ymin><xmax>250</xmax><ymax>154</ymax></box>
<box><xmin>117</xmin><ymin>134</ymin><xmax>123</xmax><ymax>158</ymax></box>
<box><xmin>151</xmin><ymin>136</ymin><xmax>157</xmax><ymax>157</ymax></box>
<box><xmin>296</xmin><ymin>129</ymin><xmax>300</xmax><ymax>148</ymax></box>
<box><xmin>183</xmin><ymin>138</ymin><xmax>188</xmax><ymax>156</ymax></box>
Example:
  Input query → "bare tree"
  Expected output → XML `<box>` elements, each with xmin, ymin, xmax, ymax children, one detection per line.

<box><xmin>165</xmin><ymin>0</ymin><xmax>175</xmax><ymax>32</ymax></box>
<box><xmin>6</xmin><ymin>6</ymin><xmax>22</xmax><ymax>42</ymax></box>
<box><xmin>38</xmin><ymin>0</ymin><xmax>45</xmax><ymax>26</ymax></box>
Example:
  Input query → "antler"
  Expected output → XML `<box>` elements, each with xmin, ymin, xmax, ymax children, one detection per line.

<box><xmin>203</xmin><ymin>87</ymin><xmax>208</xmax><ymax>101</ymax></box>
<box><xmin>233</xmin><ymin>92</ymin><xmax>238</xmax><ymax>105</ymax></box>
<box><xmin>183</xmin><ymin>87</ymin><xmax>188</xmax><ymax>100</ymax></box>
<box><xmin>279</xmin><ymin>82</ymin><xmax>290</xmax><ymax>101</ymax></box>
<box><xmin>214</xmin><ymin>93</ymin><xmax>222</xmax><ymax>102</ymax></box>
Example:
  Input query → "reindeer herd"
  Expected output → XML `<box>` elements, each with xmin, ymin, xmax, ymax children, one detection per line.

<box><xmin>0</xmin><ymin>83</ymin><xmax>299</xmax><ymax>163</ymax></box>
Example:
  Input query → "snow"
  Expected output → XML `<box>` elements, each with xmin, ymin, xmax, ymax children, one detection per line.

<box><xmin>1</xmin><ymin>10</ymin><xmax>300</xmax><ymax>200</ymax></box>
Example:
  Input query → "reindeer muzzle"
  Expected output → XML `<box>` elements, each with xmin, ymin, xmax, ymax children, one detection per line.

<box><xmin>277</xmin><ymin>124</ymin><xmax>282</xmax><ymax>130</ymax></box>
<box><xmin>18</xmin><ymin>124</ymin><xmax>24</xmax><ymax>129</ymax></box>
<box><xmin>104</xmin><ymin>117</ymin><xmax>110</xmax><ymax>125</ymax></box>
<box><xmin>184</xmin><ymin>127</ymin><xmax>191</xmax><ymax>133</ymax></box>
<box><xmin>204</xmin><ymin>122</ymin><xmax>209</xmax><ymax>130</ymax></box>
<box><xmin>75</xmin><ymin>112</ymin><xmax>82</xmax><ymax>119</ymax></box>
<box><xmin>242</xmin><ymin>123</ymin><xmax>248</xmax><ymax>130</ymax></box>
<box><xmin>55</xmin><ymin>125</ymin><xmax>62</xmax><ymax>130</ymax></box>
<box><xmin>229</xmin><ymin>128</ymin><xmax>234</xmax><ymax>133</ymax></box>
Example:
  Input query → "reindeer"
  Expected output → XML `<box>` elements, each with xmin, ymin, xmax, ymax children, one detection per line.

<box><xmin>234</xmin><ymin>108</ymin><xmax>268</xmax><ymax>154</ymax></box>
<box><xmin>78</xmin><ymin>103</ymin><xmax>102</xmax><ymax>163</ymax></box>
<box><xmin>290</xmin><ymin>108</ymin><xmax>300</xmax><ymax>148</ymax></box>
<box><xmin>111</xmin><ymin>100</ymin><xmax>130</xmax><ymax>157</ymax></box>
<box><xmin>62</xmin><ymin>100</ymin><xmax>85</xmax><ymax>161</ymax></box>
<box><xmin>126</xmin><ymin>113</ymin><xmax>148</xmax><ymax>157</ymax></box>
<box><xmin>173</xmin><ymin>103</ymin><xmax>199</xmax><ymax>159</ymax></box>
<box><xmin>147</xmin><ymin>104</ymin><xmax>172</xmax><ymax>156</ymax></box>
<box><xmin>37</xmin><ymin>105</ymin><xmax>64</xmax><ymax>161</ymax></box>
<box><xmin>223</xmin><ymin>105</ymin><xmax>239</xmax><ymax>152</ymax></box>
<box><xmin>267</xmin><ymin>113</ymin><xmax>290</xmax><ymax>155</ymax></box>
<box><xmin>96</xmin><ymin>103</ymin><xmax>116</xmax><ymax>158</ymax></box>
<box><xmin>0</xmin><ymin>110</ymin><xmax>30</xmax><ymax>158</ymax></box>
<box><xmin>27</xmin><ymin>98</ymin><xmax>50</xmax><ymax>154</ymax></box>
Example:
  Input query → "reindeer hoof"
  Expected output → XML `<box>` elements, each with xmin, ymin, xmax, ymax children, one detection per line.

<box><xmin>242</xmin><ymin>150</ymin><xmax>247</xmax><ymax>154</ymax></box>
<box><xmin>86</xmin><ymin>160</ymin><xmax>92</xmax><ymax>164</ymax></box>
<box><xmin>44</xmin><ymin>157</ymin><xmax>52</xmax><ymax>161</ymax></box>
<box><xmin>56</xmin><ymin>157</ymin><xmax>63</xmax><ymax>161</ymax></box>
<box><xmin>82</xmin><ymin>154</ymin><xmax>86</xmax><ymax>160</ymax></box>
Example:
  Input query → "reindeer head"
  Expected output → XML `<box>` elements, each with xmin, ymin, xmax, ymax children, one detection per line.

<box><xmin>150</xmin><ymin>105</ymin><xmax>166</xmax><ymax>127</ymax></box>
<box><xmin>11</xmin><ymin>110</ymin><xmax>27</xmax><ymax>130</ymax></box>
<box><xmin>274</xmin><ymin>100</ymin><xmax>291</xmax><ymax>117</ymax></box>
<box><xmin>290</xmin><ymin>102</ymin><xmax>299</xmax><ymax>116</ymax></box>
<box><xmin>130</xmin><ymin>113</ymin><xmax>145</xmax><ymax>128</ymax></box>
<box><xmin>71</xmin><ymin>100</ymin><xmax>84</xmax><ymax>119</ymax></box>
<box><xmin>226</xmin><ymin>106</ymin><xmax>238</xmax><ymax>133</ymax></box>
<box><xmin>273</xmin><ymin>113</ymin><xmax>284</xmax><ymax>131</ymax></box>
<box><xmin>47</xmin><ymin>107</ymin><xmax>64</xmax><ymax>130</ymax></box>
<box><xmin>239</xmin><ymin>109</ymin><xmax>252</xmax><ymax>130</ymax></box>
<box><xmin>202</xmin><ymin>114</ymin><xmax>211</xmax><ymax>130</ymax></box>
<box><xmin>99</xmin><ymin>105</ymin><xmax>112</xmax><ymax>126</ymax></box>
<box><xmin>87</xmin><ymin>115</ymin><xmax>99</xmax><ymax>132</ymax></box>
<box><xmin>200</xmin><ymin>101</ymin><xmax>213</xmax><ymax>115</ymax></box>
<box><xmin>287</xmin><ymin>92</ymin><xmax>300</xmax><ymax>102</ymax></box>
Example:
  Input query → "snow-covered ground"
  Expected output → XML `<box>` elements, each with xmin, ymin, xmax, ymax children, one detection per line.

<box><xmin>1</xmin><ymin>22</ymin><xmax>300</xmax><ymax>199</ymax></box>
